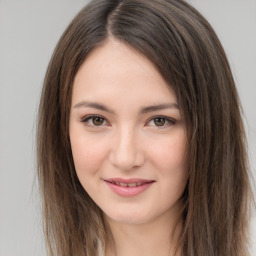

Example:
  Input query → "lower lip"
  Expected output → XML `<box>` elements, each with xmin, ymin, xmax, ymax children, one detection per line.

<box><xmin>105</xmin><ymin>181</ymin><xmax>154</xmax><ymax>197</ymax></box>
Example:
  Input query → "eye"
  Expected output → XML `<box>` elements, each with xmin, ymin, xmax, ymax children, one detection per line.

<box><xmin>147</xmin><ymin>116</ymin><xmax>176</xmax><ymax>127</ymax></box>
<box><xmin>81</xmin><ymin>115</ymin><xmax>109</xmax><ymax>127</ymax></box>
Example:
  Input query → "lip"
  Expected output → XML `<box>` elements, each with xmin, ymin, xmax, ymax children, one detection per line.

<box><xmin>104</xmin><ymin>178</ymin><xmax>155</xmax><ymax>197</ymax></box>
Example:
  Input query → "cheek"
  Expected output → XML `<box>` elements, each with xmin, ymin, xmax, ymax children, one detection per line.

<box><xmin>70</xmin><ymin>131</ymin><xmax>109</xmax><ymax>177</ymax></box>
<box><xmin>148</xmin><ymin>130</ymin><xmax>188</xmax><ymax>193</ymax></box>
<box><xmin>148</xmin><ymin>130</ymin><xmax>187</xmax><ymax>171</ymax></box>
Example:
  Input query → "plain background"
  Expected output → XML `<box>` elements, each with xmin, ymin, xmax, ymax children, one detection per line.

<box><xmin>0</xmin><ymin>0</ymin><xmax>255</xmax><ymax>255</ymax></box>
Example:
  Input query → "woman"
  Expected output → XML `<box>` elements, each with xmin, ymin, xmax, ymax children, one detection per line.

<box><xmin>37</xmin><ymin>0</ymin><xmax>253</xmax><ymax>255</ymax></box>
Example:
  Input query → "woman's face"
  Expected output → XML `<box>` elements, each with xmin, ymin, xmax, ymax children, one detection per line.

<box><xmin>69</xmin><ymin>39</ymin><xmax>188</xmax><ymax>225</ymax></box>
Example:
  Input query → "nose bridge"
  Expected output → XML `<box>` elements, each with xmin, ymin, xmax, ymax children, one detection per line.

<box><xmin>110</xmin><ymin>124</ymin><xmax>144</xmax><ymax>170</ymax></box>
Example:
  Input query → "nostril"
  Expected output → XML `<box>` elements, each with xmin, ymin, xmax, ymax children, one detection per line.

<box><xmin>109</xmin><ymin>150</ymin><xmax>145</xmax><ymax>171</ymax></box>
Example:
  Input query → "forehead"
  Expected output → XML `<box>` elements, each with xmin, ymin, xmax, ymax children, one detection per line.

<box><xmin>72</xmin><ymin>39</ymin><xmax>177</xmax><ymax>107</ymax></box>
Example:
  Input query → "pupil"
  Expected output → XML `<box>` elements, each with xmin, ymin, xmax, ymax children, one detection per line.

<box><xmin>154</xmin><ymin>117</ymin><xmax>165</xmax><ymax>126</ymax></box>
<box><xmin>93</xmin><ymin>117</ymin><xmax>103</xmax><ymax>126</ymax></box>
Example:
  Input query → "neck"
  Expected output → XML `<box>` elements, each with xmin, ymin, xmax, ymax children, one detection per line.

<box><xmin>104</xmin><ymin>209</ymin><xmax>183</xmax><ymax>256</ymax></box>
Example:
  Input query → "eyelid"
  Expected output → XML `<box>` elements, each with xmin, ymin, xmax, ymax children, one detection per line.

<box><xmin>145</xmin><ymin>115</ymin><xmax>176</xmax><ymax>127</ymax></box>
<box><xmin>81</xmin><ymin>114</ymin><xmax>110</xmax><ymax>127</ymax></box>
<box><xmin>80</xmin><ymin>114</ymin><xmax>176</xmax><ymax>128</ymax></box>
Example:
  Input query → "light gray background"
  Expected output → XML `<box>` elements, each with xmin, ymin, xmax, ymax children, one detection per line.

<box><xmin>0</xmin><ymin>0</ymin><xmax>255</xmax><ymax>255</ymax></box>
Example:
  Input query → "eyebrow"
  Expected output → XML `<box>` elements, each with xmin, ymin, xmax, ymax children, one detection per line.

<box><xmin>140</xmin><ymin>103</ymin><xmax>179</xmax><ymax>114</ymax></box>
<box><xmin>73</xmin><ymin>101</ymin><xmax>179</xmax><ymax>114</ymax></box>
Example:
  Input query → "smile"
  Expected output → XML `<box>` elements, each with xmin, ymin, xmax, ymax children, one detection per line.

<box><xmin>104</xmin><ymin>178</ymin><xmax>155</xmax><ymax>197</ymax></box>
<box><xmin>108</xmin><ymin>181</ymin><xmax>145</xmax><ymax>187</ymax></box>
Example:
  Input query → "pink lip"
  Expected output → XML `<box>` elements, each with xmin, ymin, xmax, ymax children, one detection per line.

<box><xmin>104</xmin><ymin>178</ymin><xmax>155</xmax><ymax>197</ymax></box>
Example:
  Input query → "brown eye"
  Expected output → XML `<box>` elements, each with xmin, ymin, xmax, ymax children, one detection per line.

<box><xmin>92</xmin><ymin>116</ymin><xmax>104</xmax><ymax>126</ymax></box>
<box><xmin>146</xmin><ymin>116</ymin><xmax>176</xmax><ymax>128</ymax></box>
<box><xmin>153</xmin><ymin>117</ymin><xmax>166</xmax><ymax>126</ymax></box>
<box><xmin>81</xmin><ymin>115</ymin><xmax>108</xmax><ymax>127</ymax></box>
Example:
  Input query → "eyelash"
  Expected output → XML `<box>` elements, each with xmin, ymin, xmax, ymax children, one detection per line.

<box><xmin>81</xmin><ymin>115</ymin><xmax>110</xmax><ymax>127</ymax></box>
<box><xmin>146</xmin><ymin>115</ymin><xmax>176</xmax><ymax>127</ymax></box>
<box><xmin>81</xmin><ymin>114</ymin><xmax>176</xmax><ymax>128</ymax></box>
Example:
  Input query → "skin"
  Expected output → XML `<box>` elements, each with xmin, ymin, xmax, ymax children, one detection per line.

<box><xmin>69</xmin><ymin>38</ymin><xmax>188</xmax><ymax>256</ymax></box>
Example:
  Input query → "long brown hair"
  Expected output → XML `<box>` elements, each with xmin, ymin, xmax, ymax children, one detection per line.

<box><xmin>37</xmin><ymin>0</ymin><xmax>253</xmax><ymax>255</ymax></box>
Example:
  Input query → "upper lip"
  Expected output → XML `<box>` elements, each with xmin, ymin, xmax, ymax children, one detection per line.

<box><xmin>104</xmin><ymin>178</ymin><xmax>155</xmax><ymax>185</ymax></box>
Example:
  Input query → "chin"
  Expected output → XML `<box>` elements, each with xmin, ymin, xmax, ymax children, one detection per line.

<box><xmin>104</xmin><ymin>208</ymin><xmax>154</xmax><ymax>225</ymax></box>
<box><xmin>107</xmin><ymin>215</ymin><xmax>149</xmax><ymax>225</ymax></box>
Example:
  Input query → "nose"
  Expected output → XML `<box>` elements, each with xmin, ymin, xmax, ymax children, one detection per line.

<box><xmin>109</xmin><ymin>127</ymin><xmax>145</xmax><ymax>171</ymax></box>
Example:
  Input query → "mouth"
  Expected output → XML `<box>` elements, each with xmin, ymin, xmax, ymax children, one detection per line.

<box><xmin>103</xmin><ymin>178</ymin><xmax>155</xmax><ymax>197</ymax></box>
<box><xmin>106</xmin><ymin>180</ymin><xmax>152</xmax><ymax>187</ymax></box>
